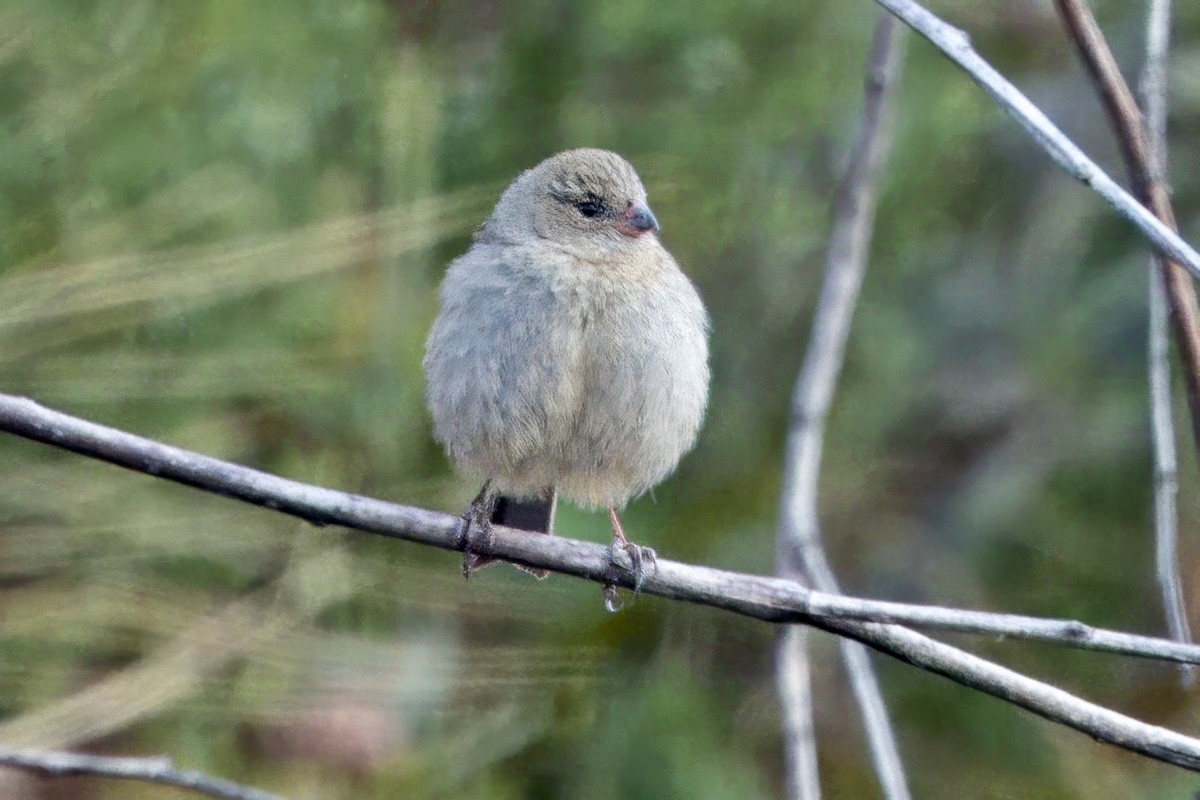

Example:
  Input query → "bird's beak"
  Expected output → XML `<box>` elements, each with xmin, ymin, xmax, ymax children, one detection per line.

<box><xmin>619</xmin><ymin>203</ymin><xmax>659</xmax><ymax>237</ymax></box>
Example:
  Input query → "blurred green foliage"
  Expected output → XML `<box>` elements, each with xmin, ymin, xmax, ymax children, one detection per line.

<box><xmin>2</xmin><ymin>1</ymin><xmax>1200</xmax><ymax>797</ymax></box>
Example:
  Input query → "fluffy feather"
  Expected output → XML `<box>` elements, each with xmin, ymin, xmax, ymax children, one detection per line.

<box><xmin>424</xmin><ymin>148</ymin><xmax>710</xmax><ymax>517</ymax></box>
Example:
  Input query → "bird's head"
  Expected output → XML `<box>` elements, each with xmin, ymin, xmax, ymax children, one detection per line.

<box><xmin>482</xmin><ymin>149</ymin><xmax>661</xmax><ymax>260</ymax></box>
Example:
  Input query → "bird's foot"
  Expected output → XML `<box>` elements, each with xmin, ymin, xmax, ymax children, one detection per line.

<box><xmin>608</xmin><ymin>536</ymin><xmax>657</xmax><ymax>592</ymax></box>
<box><xmin>460</xmin><ymin>481</ymin><xmax>498</xmax><ymax>579</ymax></box>
<box><xmin>604</xmin><ymin>507</ymin><xmax>657</xmax><ymax>600</ymax></box>
<box><xmin>603</xmin><ymin>539</ymin><xmax>656</xmax><ymax>611</ymax></box>
<box><xmin>461</xmin><ymin>526</ymin><xmax>497</xmax><ymax>578</ymax></box>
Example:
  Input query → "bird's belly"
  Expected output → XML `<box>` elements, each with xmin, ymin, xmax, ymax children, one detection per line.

<box><xmin>547</xmin><ymin>337</ymin><xmax>703</xmax><ymax>508</ymax></box>
<box><xmin>482</xmin><ymin>275</ymin><xmax>707</xmax><ymax>509</ymax></box>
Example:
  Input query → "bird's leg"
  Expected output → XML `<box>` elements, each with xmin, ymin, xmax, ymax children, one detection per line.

<box><xmin>607</xmin><ymin>507</ymin><xmax>657</xmax><ymax>593</ymax></box>
<box><xmin>461</xmin><ymin>480</ymin><xmax>498</xmax><ymax>578</ymax></box>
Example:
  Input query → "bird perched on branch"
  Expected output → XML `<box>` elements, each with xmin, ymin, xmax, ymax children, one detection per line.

<box><xmin>424</xmin><ymin>148</ymin><xmax>710</xmax><ymax>582</ymax></box>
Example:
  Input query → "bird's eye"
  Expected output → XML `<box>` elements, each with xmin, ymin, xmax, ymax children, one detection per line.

<box><xmin>574</xmin><ymin>199</ymin><xmax>604</xmax><ymax>218</ymax></box>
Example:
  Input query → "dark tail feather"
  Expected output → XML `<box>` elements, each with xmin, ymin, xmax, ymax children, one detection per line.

<box><xmin>463</xmin><ymin>488</ymin><xmax>556</xmax><ymax>579</ymax></box>
<box><xmin>492</xmin><ymin>490</ymin><xmax>557</xmax><ymax>533</ymax></box>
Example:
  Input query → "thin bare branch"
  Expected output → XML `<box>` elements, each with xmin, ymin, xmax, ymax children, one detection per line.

<box><xmin>5</xmin><ymin>396</ymin><xmax>1200</xmax><ymax>769</ymax></box>
<box><xmin>1052</xmin><ymin>0</ymin><xmax>1196</xmax><ymax>679</ymax></box>
<box><xmin>0</xmin><ymin>747</ymin><xmax>285</xmax><ymax>800</ymax></box>
<box><xmin>0</xmin><ymin>394</ymin><xmax>1197</xmax><ymax>659</ymax></box>
<box><xmin>871</xmin><ymin>0</ymin><xmax>1200</xmax><ymax>281</ymax></box>
<box><xmin>776</xmin><ymin>13</ymin><xmax>909</xmax><ymax>800</ymax></box>
<box><xmin>1053</xmin><ymin>0</ymin><xmax>1200</xmax><ymax>452</ymax></box>
<box><xmin>1139</xmin><ymin>0</ymin><xmax>1194</xmax><ymax>682</ymax></box>
<box><xmin>1141</xmin><ymin>0</ymin><xmax>1172</xmax><ymax>173</ymax></box>
<box><xmin>776</xmin><ymin>627</ymin><xmax>821</xmax><ymax>800</ymax></box>
<box><xmin>1148</xmin><ymin>264</ymin><xmax>1189</xmax><ymax>679</ymax></box>
<box><xmin>820</xmin><ymin>619</ymin><xmax>1200</xmax><ymax>770</ymax></box>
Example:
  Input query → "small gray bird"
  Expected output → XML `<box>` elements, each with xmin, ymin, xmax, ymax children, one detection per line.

<box><xmin>423</xmin><ymin>148</ymin><xmax>710</xmax><ymax>579</ymax></box>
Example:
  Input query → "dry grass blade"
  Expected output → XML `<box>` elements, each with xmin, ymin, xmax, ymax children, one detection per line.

<box><xmin>0</xmin><ymin>189</ymin><xmax>491</xmax><ymax>363</ymax></box>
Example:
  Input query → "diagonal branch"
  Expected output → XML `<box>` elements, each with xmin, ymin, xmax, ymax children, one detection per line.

<box><xmin>775</xmin><ymin>13</ymin><xmax>909</xmax><ymax>800</ymax></box>
<box><xmin>1053</xmin><ymin>0</ymin><xmax>1200</xmax><ymax>458</ymax></box>
<box><xmin>871</xmin><ymin>0</ymin><xmax>1200</xmax><ymax>281</ymax></box>
<box><xmin>819</xmin><ymin>619</ymin><xmax>1200</xmax><ymax>770</ymax></box>
<box><xmin>1052</xmin><ymin>0</ymin><xmax>1196</xmax><ymax>680</ymax></box>
<box><xmin>0</xmin><ymin>394</ymin><xmax>1196</xmax><ymax>659</ymax></box>
<box><xmin>5</xmin><ymin>395</ymin><xmax>1200</xmax><ymax>769</ymax></box>
<box><xmin>0</xmin><ymin>747</ymin><xmax>285</xmax><ymax>800</ymax></box>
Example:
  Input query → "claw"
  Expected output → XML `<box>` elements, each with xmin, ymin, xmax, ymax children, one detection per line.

<box><xmin>602</xmin><ymin>584</ymin><xmax>624</xmax><ymax>613</ymax></box>
<box><xmin>460</xmin><ymin>481</ymin><xmax>497</xmax><ymax>578</ymax></box>
<box><xmin>462</xmin><ymin>545</ymin><xmax>494</xmax><ymax>578</ymax></box>
<box><xmin>605</xmin><ymin>507</ymin><xmax>657</xmax><ymax>598</ymax></box>
<box><xmin>609</xmin><ymin>540</ymin><xmax>657</xmax><ymax>593</ymax></box>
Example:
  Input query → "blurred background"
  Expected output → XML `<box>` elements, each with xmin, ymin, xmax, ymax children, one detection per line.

<box><xmin>2</xmin><ymin>0</ymin><xmax>1200</xmax><ymax>797</ymax></box>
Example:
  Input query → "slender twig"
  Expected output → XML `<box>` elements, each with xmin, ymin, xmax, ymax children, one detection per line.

<box><xmin>6</xmin><ymin>398</ymin><xmax>1200</xmax><ymax>769</ymax></box>
<box><xmin>1139</xmin><ymin>0</ymin><xmax>1194</xmax><ymax>682</ymax></box>
<box><xmin>775</xmin><ymin>13</ymin><xmax>909</xmax><ymax>800</ymax></box>
<box><xmin>1052</xmin><ymin>0</ymin><xmax>1196</xmax><ymax>680</ymax></box>
<box><xmin>0</xmin><ymin>747</ymin><xmax>284</xmax><ymax>800</ymax></box>
<box><xmin>1141</xmin><ymin>0</ymin><xmax>1172</xmax><ymax>181</ymax></box>
<box><xmin>1149</xmin><ymin>266</ymin><xmax>1189</xmax><ymax>678</ymax></box>
<box><xmin>0</xmin><ymin>591</ymin><xmax>282</xmax><ymax>747</ymax></box>
<box><xmin>1053</xmin><ymin>0</ymin><xmax>1200</xmax><ymax>455</ymax></box>
<box><xmin>871</xmin><ymin>0</ymin><xmax>1200</xmax><ymax>281</ymax></box>
<box><xmin>776</xmin><ymin>627</ymin><xmax>821</xmax><ymax>800</ymax></box>
<box><xmin>819</xmin><ymin>618</ymin><xmax>1200</xmax><ymax>770</ymax></box>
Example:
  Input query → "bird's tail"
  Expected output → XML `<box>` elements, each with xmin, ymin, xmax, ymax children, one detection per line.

<box><xmin>463</xmin><ymin>488</ymin><xmax>556</xmax><ymax>579</ymax></box>
<box><xmin>492</xmin><ymin>490</ymin><xmax>557</xmax><ymax>533</ymax></box>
